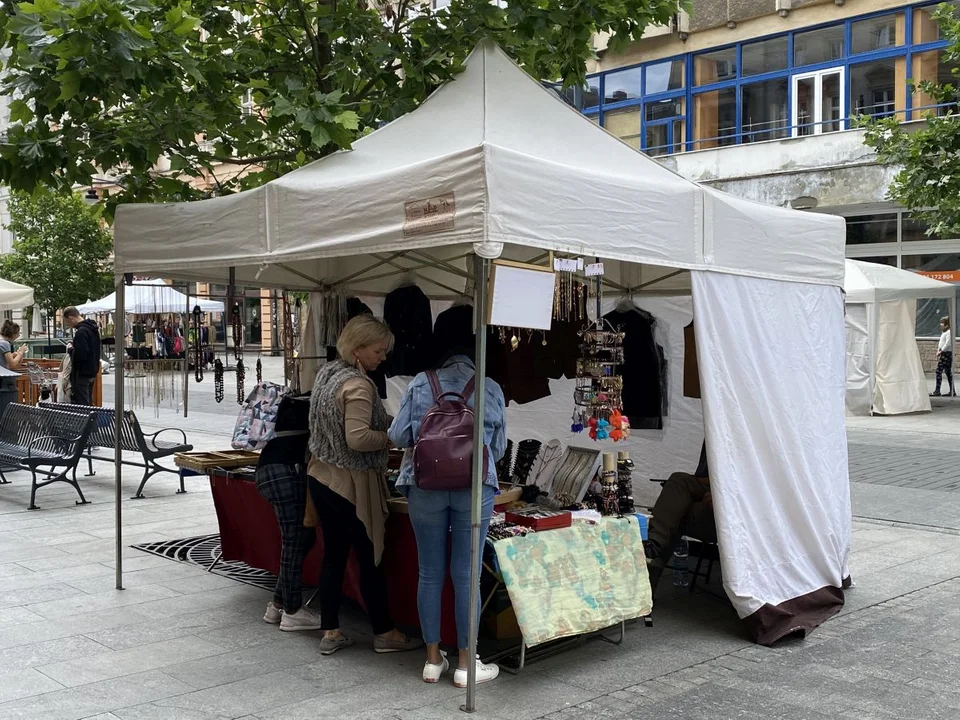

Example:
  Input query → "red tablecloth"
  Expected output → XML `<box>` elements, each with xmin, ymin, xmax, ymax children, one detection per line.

<box><xmin>209</xmin><ymin>472</ymin><xmax>459</xmax><ymax>645</ymax></box>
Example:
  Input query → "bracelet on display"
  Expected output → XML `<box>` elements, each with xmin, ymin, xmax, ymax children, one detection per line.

<box><xmin>214</xmin><ymin>359</ymin><xmax>224</xmax><ymax>403</ymax></box>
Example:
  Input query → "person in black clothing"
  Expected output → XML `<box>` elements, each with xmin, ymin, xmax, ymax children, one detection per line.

<box><xmin>63</xmin><ymin>307</ymin><xmax>101</xmax><ymax>405</ymax></box>
<box><xmin>256</xmin><ymin>394</ymin><xmax>321</xmax><ymax>631</ymax></box>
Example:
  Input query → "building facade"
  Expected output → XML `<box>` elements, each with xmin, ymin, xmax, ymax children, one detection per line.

<box><xmin>574</xmin><ymin>0</ymin><xmax>960</xmax><ymax>340</ymax></box>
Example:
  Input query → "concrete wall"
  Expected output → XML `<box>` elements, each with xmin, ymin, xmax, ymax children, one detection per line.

<box><xmin>657</xmin><ymin>128</ymin><xmax>899</xmax><ymax>210</ymax></box>
<box><xmin>918</xmin><ymin>338</ymin><xmax>960</xmax><ymax>373</ymax></box>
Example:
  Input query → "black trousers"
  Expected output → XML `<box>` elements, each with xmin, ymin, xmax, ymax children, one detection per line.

<box><xmin>71</xmin><ymin>375</ymin><xmax>95</xmax><ymax>405</ymax></box>
<box><xmin>310</xmin><ymin>480</ymin><xmax>393</xmax><ymax>635</ymax></box>
<box><xmin>648</xmin><ymin>472</ymin><xmax>717</xmax><ymax>588</ymax></box>
<box><xmin>936</xmin><ymin>351</ymin><xmax>954</xmax><ymax>394</ymax></box>
<box><xmin>256</xmin><ymin>463</ymin><xmax>315</xmax><ymax>614</ymax></box>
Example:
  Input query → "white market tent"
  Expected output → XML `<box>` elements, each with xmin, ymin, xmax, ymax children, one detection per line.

<box><xmin>844</xmin><ymin>259</ymin><xmax>956</xmax><ymax>416</ymax></box>
<box><xmin>0</xmin><ymin>277</ymin><xmax>34</xmax><ymax>310</ymax></box>
<box><xmin>76</xmin><ymin>278</ymin><xmax>224</xmax><ymax>315</ymax></box>
<box><xmin>113</xmin><ymin>40</ymin><xmax>852</xmax><ymax>654</ymax></box>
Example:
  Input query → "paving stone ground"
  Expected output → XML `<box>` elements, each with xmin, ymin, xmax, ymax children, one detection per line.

<box><xmin>1</xmin><ymin>358</ymin><xmax>960</xmax><ymax>719</ymax></box>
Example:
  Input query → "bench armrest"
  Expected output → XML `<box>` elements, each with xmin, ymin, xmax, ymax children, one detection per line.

<box><xmin>26</xmin><ymin>433</ymin><xmax>82</xmax><ymax>459</ymax></box>
<box><xmin>143</xmin><ymin>427</ymin><xmax>188</xmax><ymax>448</ymax></box>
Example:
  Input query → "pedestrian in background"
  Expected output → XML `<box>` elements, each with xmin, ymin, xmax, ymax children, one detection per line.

<box><xmin>933</xmin><ymin>315</ymin><xmax>955</xmax><ymax>397</ymax></box>
<box><xmin>63</xmin><ymin>307</ymin><xmax>100</xmax><ymax>405</ymax></box>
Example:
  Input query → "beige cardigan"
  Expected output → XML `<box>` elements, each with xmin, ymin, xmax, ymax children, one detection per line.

<box><xmin>307</xmin><ymin>377</ymin><xmax>390</xmax><ymax>563</ymax></box>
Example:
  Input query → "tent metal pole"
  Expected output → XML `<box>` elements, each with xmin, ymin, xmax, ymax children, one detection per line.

<box><xmin>462</xmin><ymin>254</ymin><xmax>489</xmax><ymax>714</ymax></box>
<box><xmin>950</xmin><ymin>289</ymin><xmax>957</xmax><ymax>389</ymax></box>
<box><xmin>114</xmin><ymin>274</ymin><xmax>125</xmax><ymax>591</ymax></box>
<box><xmin>868</xmin><ymin>301</ymin><xmax>879</xmax><ymax>415</ymax></box>
<box><xmin>183</xmin><ymin>283</ymin><xmax>189</xmax><ymax>417</ymax></box>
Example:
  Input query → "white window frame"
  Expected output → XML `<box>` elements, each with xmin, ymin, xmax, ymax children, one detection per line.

<box><xmin>791</xmin><ymin>66</ymin><xmax>845</xmax><ymax>137</ymax></box>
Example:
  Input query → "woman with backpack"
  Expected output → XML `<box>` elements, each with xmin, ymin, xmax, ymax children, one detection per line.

<box><xmin>389</xmin><ymin>305</ymin><xmax>507</xmax><ymax>687</ymax></box>
<box><xmin>307</xmin><ymin>315</ymin><xmax>422</xmax><ymax>656</ymax></box>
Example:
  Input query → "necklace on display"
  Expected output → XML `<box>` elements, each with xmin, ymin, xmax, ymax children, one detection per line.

<box><xmin>214</xmin><ymin>358</ymin><xmax>224</xmax><ymax>403</ymax></box>
<box><xmin>192</xmin><ymin>305</ymin><xmax>204</xmax><ymax>383</ymax></box>
<box><xmin>236</xmin><ymin>359</ymin><xmax>246</xmax><ymax>404</ymax></box>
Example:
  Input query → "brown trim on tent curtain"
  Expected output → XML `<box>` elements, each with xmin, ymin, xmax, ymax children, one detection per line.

<box><xmin>743</xmin><ymin>578</ymin><xmax>851</xmax><ymax>646</ymax></box>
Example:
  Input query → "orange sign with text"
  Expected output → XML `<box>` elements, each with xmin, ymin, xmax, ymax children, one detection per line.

<box><xmin>915</xmin><ymin>270</ymin><xmax>960</xmax><ymax>283</ymax></box>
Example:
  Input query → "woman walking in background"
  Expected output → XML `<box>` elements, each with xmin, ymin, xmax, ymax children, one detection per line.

<box><xmin>307</xmin><ymin>315</ymin><xmax>421</xmax><ymax>656</ymax></box>
<box><xmin>933</xmin><ymin>315</ymin><xmax>955</xmax><ymax>397</ymax></box>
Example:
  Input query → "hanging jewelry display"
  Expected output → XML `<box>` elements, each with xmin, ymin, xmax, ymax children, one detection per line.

<box><xmin>214</xmin><ymin>358</ymin><xmax>225</xmax><ymax>403</ymax></box>
<box><xmin>231</xmin><ymin>303</ymin><xmax>245</xmax><ymax>403</ymax></box>
<box><xmin>282</xmin><ymin>293</ymin><xmax>300</xmax><ymax>393</ymax></box>
<box><xmin>192</xmin><ymin>305</ymin><xmax>204</xmax><ymax>383</ymax></box>
<box><xmin>571</xmin><ymin>320</ymin><xmax>630</xmax><ymax>442</ymax></box>
<box><xmin>617</xmin><ymin>451</ymin><xmax>635</xmax><ymax>515</ymax></box>
<box><xmin>256</xmin><ymin>356</ymin><xmax>262</xmax><ymax>384</ymax></box>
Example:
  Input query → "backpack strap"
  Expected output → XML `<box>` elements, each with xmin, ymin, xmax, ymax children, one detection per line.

<box><xmin>426</xmin><ymin>370</ymin><xmax>443</xmax><ymax>401</ymax></box>
<box><xmin>461</xmin><ymin>375</ymin><xmax>476</xmax><ymax>400</ymax></box>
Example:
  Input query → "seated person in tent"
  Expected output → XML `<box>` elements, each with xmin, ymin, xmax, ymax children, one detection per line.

<box><xmin>643</xmin><ymin>442</ymin><xmax>715</xmax><ymax>592</ymax></box>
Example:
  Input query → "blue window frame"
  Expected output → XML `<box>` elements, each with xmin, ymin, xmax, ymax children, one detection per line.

<box><xmin>579</xmin><ymin>0</ymin><xmax>952</xmax><ymax>154</ymax></box>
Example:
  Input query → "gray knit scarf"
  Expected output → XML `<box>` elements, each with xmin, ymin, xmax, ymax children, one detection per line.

<box><xmin>308</xmin><ymin>360</ymin><xmax>389</xmax><ymax>471</ymax></box>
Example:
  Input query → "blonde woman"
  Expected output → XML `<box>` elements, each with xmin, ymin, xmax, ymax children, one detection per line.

<box><xmin>307</xmin><ymin>315</ymin><xmax>421</xmax><ymax>656</ymax></box>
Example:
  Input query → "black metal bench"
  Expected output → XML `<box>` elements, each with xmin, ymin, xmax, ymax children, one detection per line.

<box><xmin>0</xmin><ymin>403</ymin><xmax>96</xmax><ymax>509</ymax></box>
<box><xmin>40</xmin><ymin>402</ymin><xmax>193</xmax><ymax>499</ymax></box>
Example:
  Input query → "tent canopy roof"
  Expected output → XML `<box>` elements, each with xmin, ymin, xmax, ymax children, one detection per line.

<box><xmin>0</xmin><ymin>277</ymin><xmax>34</xmax><ymax>311</ymax></box>
<box><xmin>113</xmin><ymin>41</ymin><xmax>845</xmax><ymax>296</ymax></box>
<box><xmin>844</xmin><ymin>259</ymin><xmax>957</xmax><ymax>304</ymax></box>
<box><xmin>77</xmin><ymin>278</ymin><xmax>224</xmax><ymax>315</ymax></box>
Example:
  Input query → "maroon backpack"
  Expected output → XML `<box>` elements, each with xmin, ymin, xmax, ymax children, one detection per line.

<box><xmin>413</xmin><ymin>371</ymin><xmax>489</xmax><ymax>491</ymax></box>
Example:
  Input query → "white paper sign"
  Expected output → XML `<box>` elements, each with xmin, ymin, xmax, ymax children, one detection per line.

<box><xmin>585</xmin><ymin>262</ymin><xmax>605</xmax><ymax>277</ymax></box>
<box><xmin>488</xmin><ymin>265</ymin><xmax>556</xmax><ymax>331</ymax></box>
<box><xmin>554</xmin><ymin>258</ymin><xmax>579</xmax><ymax>273</ymax></box>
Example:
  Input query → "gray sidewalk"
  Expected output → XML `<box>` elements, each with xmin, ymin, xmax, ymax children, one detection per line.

<box><xmin>1</xmin><ymin>378</ymin><xmax>960</xmax><ymax>719</ymax></box>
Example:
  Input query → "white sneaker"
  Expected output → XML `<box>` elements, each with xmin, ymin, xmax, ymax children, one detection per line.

<box><xmin>279</xmin><ymin>606</ymin><xmax>323</xmax><ymax>632</ymax></box>
<box><xmin>453</xmin><ymin>657</ymin><xmax>500</xmax><ymax>688</ymax></box>
<box><xmin>263</xmin><ymin>601</ymin><xmax>282</xmax><ymax>625</ymax></box>
<box><xmin>423</xmin><ymin>652</ymin><xmax>449</xmax><ymax>683</ymax></box>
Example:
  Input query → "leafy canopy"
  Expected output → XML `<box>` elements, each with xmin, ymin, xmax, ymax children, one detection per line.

<box><xmin>0</xmin><ymin>190</ymin><xmax>114</xmax><ymax>312</ymax></box>
<box><xmin>0</xmin><ymin>0</ymin><xmax>680</xmax><ymax>213</ymax></box>
<box><xmin>861</xmin><ymin>3</ymin><xmax>960</xmax><ymax>238</ymax></box>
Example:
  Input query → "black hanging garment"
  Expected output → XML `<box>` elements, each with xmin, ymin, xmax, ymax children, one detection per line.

<box><xmin>382</xmin><ymin>285</ymin><xmax>434</xmax><ymax>378</ymax></box>
<box><xmin>604</xmin><ymin>306</ymin><xmax>667</xmax><ymax>430</ymax></box>
<box><xmin>346</xmin><ymin>296</ymin><xmax>387</xmax><ymax>399</ymax></box>
<box><xmin>485</xmin><ymin>327</ymin><xmax>551</xmax><ymax>406</ymax></box>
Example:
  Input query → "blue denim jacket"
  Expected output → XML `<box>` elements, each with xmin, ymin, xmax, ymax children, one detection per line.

<box><xmin>389</xmin><ymin>355</ymin><xmax>506</xmax><ymax>488</ymax></box>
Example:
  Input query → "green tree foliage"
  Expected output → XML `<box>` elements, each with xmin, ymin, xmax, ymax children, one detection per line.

<box><xmin>861</xmin><ymin>3</ymin><xmax>960</xmax><ymax>238</ymax></box>
<box><xmin>0</xmin><ymin>0</ymin><xmax>680</xmax><ymax>213</ymax></box>
<box><xmin>0</xmin><ymin>190</ymin><xmax>113</xmax><ymax>312</ymax></box>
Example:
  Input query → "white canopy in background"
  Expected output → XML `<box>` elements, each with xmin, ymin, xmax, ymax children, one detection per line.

<box><xmin>0</xmin><ymin>277</ymin><xmax>34</xmax><ymax>310</ymax></box>
<box><xmin>77</xmin><ymin>278</ymin><xmax>224</xmax><ymax>315</ymax></box>
<box><xmin>113</xmin><ymin>40</ymin><xmax>851</xmax><ymax>646</ymax></box>
<box><xmin>843</xmin><ymin>260</ymin><xmax>956</xmax><ymax>415</ymax></box>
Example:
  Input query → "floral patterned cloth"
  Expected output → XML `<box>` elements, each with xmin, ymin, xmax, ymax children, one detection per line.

<box><xmin>493</xmin><ymin>516</ymin><xmax>652</xmax><ymax>647</ymax></box>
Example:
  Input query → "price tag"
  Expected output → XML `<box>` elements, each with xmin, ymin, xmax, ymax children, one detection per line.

<box><xmin>553</xmin><ymin>258</ymin><xmax>579</xmax><ymax>273</ymax></box>
<box><xmin>584</xmin><ymin>262</ymin><xmax>605</xmax><ymax>277</ymax></box>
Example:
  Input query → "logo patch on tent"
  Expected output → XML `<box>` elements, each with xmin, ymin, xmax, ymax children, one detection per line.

<box><xmin>404</xmin><ymin>193</ymin><xmax>456</xmax><ymax>237</ymax></box>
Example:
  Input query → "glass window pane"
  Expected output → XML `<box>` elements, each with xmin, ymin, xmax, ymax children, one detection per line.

<box><xmin>845</xmin><ymin>214</ymin><xmax>898</xmax><ymax>244</ymax></box>
<box><xmin>741</xmin><ymin>36</ymin><xmax>788</xmax><ymax>77</ymax></box>
<box><xmin>902</xmin><ymin>253</ymin><xmax>960</xmax><ymax>336</ymax></box>
<box><xmin>794</xmin><ymin>25</ymin><xmax>844</xmax><ymax>67</ymax></box>
<box><xmin>741</xmin><ymin>78</ymin><xmax>788</xmax><ymax>142</ymax></box>
<box><xmin>604</xmin><ymin>67</ymin><xmax>641</xmax><ymax>104</ymax></box>
<box><xmin>851</xmin><ymin>14</ymin><xmax>904</xmax><ymax>54</ymax></box>
<box><xmin>847</xmin><ymin>255</ymin><xmax>898</xmax><ymax>266</ymax></box>
<box><xmin>565</xmin><ymin>78</ymin><xmax>600</xmax><ymax>110</ymax></box>
<box><xmin>646</xmin><ymin>59</ymin><xmax>684</xmax><ymax>94</ymax></box>
<box><xmin>645</xmin><ymin>120</ymin><xmax>685</xmax><ymax>157</ymax></box>
<box><xmin>914</xmin><ymin>1</ymin><xmax>960</xmax><ymax>44</ymax></box>
<box><xmin>694</xmin><ymin>48</ymin><xmax>737</xmax><ymax>85</ymax></box>
<box><xmin>850</xmin><ymin>59</ymin><xmax>906</xmax><ymax>120</ymax></box>
<box><xmin>693</xmin><ymin>87</ymin><xmax>736</xmax><ymax>149</ymax></box>
<box><xmin>912</xmin><ymin>50</ymin><xmax>960</xmax><ymax>116</ymax></box>
<box><xmin>902</xmin><ymin>213</ymin><xmax>942</xmax><ymax>241</ymax></box>
<box><xmin>603</xmin><ymin>107</ymin><xmax>641</xmax><ymax>149</ymax></box>
<box><xmin>822</xmin><ymin>72</ymin><xmax>842</xmax><ymax>132</ymax></box>
<box><xmin>645</xmin><ymin>98</ymin><xmax>684</xmax><ymax>122</ymax></box>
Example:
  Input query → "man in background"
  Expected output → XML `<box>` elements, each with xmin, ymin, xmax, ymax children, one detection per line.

<box><xmin>63</xmin><ymin>307</ymin><xmax>100</xmax><ymax>405</ymax></box>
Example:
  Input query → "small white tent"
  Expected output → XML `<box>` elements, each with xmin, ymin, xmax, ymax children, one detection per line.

<box><xmin>77</xmin><ymin>278</ymin><xmax>224</xmax><ymax>315</ymax></box>
<box><xmin>844</xmin><ymin>260</ymin><xmax>956</xmax><ymax>415</ymax></box>
<box><xmin>114</xmin><ymin>41</ymin><xmax>851</xmax><ymax>648</ymax></box>
<box><xmin>0</xmin><ymin>277</ymin><xmax>33</xmax><ymax>311</ymax></box>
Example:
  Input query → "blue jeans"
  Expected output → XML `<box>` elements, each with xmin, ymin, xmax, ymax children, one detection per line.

<box><xmin>406</xmin><ymin>484</ymin><xmax>495</xmax><ymax>649</ymax></box>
